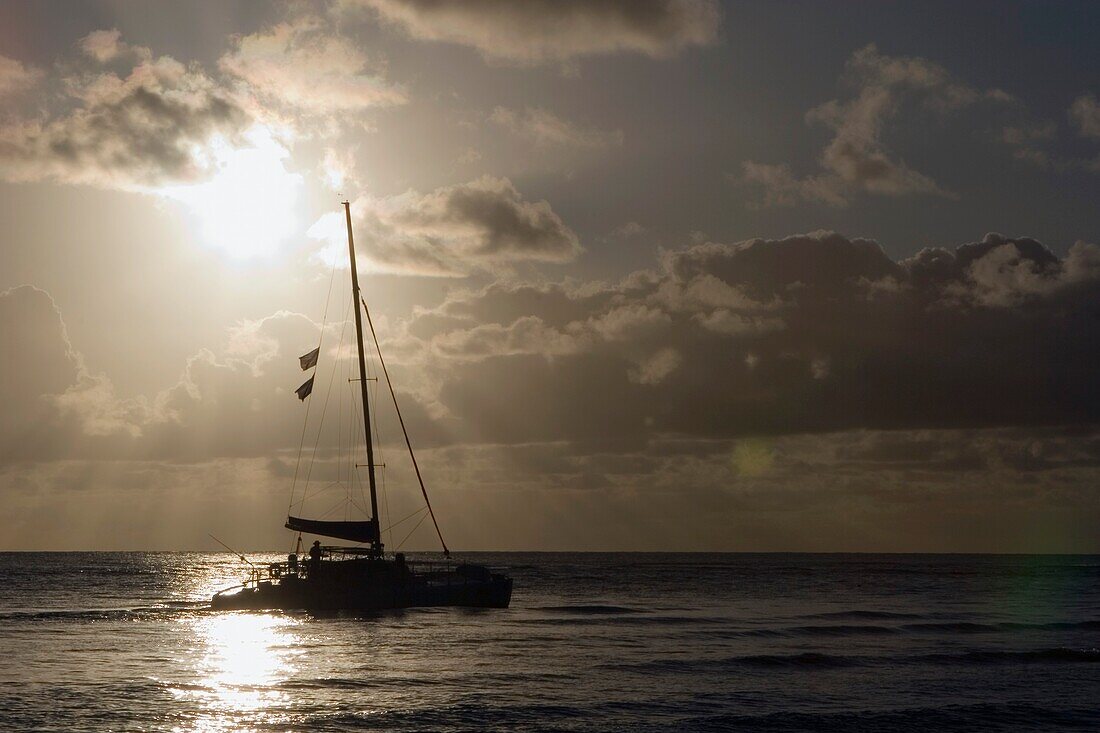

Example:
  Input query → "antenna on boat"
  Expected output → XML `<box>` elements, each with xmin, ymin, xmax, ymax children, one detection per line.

<box><xmin>344</xmin><ymin>200</ymin><xmax>383</xmax><ymax>558</ymax></box>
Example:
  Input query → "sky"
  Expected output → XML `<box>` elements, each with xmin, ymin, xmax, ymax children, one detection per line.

<box><xmin>1</xmin><ymin>0</ymin><xmax>1098</xmax><ymax>552</ymax></box>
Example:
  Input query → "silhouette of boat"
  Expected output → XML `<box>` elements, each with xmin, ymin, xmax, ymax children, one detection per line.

<box><xmin>212</xmin><ymin>203</ymin><xmax>512</xmax><ymax>611</ymax></box>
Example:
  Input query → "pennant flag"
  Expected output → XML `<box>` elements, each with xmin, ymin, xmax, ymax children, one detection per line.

<box><xmin>295</xmin><ymin>376</ymin><xmax>315</xmax><ymax>401</ymax></box>
<box><xmin>299</xmin><ymin>347</ymin><xmax>320</xmax><ymax>371</ymax></box>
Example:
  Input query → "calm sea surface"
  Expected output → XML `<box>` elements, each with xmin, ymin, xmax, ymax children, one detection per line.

<box><xmin>0</xmin><ymin>552</ymin><xmax>1097</xmax><ymax>732</ymax></box>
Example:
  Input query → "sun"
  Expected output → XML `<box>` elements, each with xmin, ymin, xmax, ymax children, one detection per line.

<box><xmin>159</xmin><ymin>125</ymin><xmax>304</xmax><ymax>260</ymax></box>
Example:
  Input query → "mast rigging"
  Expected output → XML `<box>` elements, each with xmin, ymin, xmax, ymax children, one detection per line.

<box><xmin>344</xmin><ymin>200</ymin><xmax>382</xmax><ymax>556</ymax></box>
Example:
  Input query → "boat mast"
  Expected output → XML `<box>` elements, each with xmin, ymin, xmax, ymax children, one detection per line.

<box><xmin>344</xmin><ymin>201</ymin><xmax>382</xmax><ymax>556</ymax></box>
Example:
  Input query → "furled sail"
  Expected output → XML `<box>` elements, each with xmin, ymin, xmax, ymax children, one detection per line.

<box><xmin>285</xmin><ymin>516</ymin><xmax>379</xmax><ymax>543</ymax></box>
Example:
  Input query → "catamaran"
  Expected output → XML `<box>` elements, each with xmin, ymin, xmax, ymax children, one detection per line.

<box><xmin>211</xmin><ymin>203</ymin><xmax>513</xmax><ymax>611</ymax></box>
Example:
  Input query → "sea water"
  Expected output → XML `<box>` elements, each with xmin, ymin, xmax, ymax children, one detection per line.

<box><xmin>0</xmin><ymin>552</ymin><xmax>1097</xmax><ymax>731</ymax></box>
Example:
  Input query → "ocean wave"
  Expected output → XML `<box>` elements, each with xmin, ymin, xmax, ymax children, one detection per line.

<box><xmin>902</xmin><ymin>619</ymin><xmax>1100</xmax><ymax>634</ymax></box>
<box><xmin>535</xmin><ymin>604</ymin><xmax>642</xmax><ymax>614</ymax></box>
<box><xmin>682</xmin><ymin>702</ymin><xmax>1100</xmax><ymax>732</ymax></box>
<box><xmin>608</xmin><ymin>652</ymin><xmax>864</xmax><ymax>673</ymax></box>
<box><xmin>0</xmin><ymin>603</ymin><xmax>210</xmax><ymax>622</ymax></box>
<box><xmin>611</xmin><ymin>647</ymin><xmax>1100</xmax><ymax>675</ymax></box>
<box><xmin>912</xmin><ymin>648</ymin><xmax>1100</xmax><ymax>665</ymax></box>
<box><xmin>518</xmin><ymin>614</ymin><xmax>727</xmax><ymax>627</ymax></box>
<box><xmin>784</xmin><ymin>623</ymin><xmax>901</xmax><ymax>637</ymax></box>
<box><xmin>797</xmin><ymin>609</ymin><xmax>929</xmax><ymax>620</ymax></box>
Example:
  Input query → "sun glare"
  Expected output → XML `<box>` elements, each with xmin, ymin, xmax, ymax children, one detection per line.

<box><xmin>161</xmin><ymin>126</ymin><xmax>304</xmax><ymax>260</ymax></box>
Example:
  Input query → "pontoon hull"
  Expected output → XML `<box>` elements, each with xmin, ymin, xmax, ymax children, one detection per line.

<box><xmin>212</xmin><ymin>561</ymin><xmax>512</xmax><ymax>612</ymax></box>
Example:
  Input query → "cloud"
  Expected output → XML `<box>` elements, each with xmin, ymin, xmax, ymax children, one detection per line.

<box><xmin>4</xmin><ymin>239</ymin><xmax>1099</xmax><ymax>551</ymax></box>
<box><xmin>78</xmin><ymin>28</ymin><xmax>151</xmax><ymax>64</ymax></box>
<box><xmin>391</xmin><ymin>230</ymin><xmax>1100</xmax><ymax>449</ymax></box>
<box><xmin>612</xmin><ymin>221</ymin><xmax>646</xmax><ymax>238</ymax></box>
<box><xmin>0</xmin><ymin>54</ymin><xmax>43</xmax><ymax>98</ymax></box>
<box><xmin>741</xmin><ymin>44</ymin><xmax>1010</xmax><ymax>207</ymax></box>
<box><xmin>997</xmin><ymin>120</ymin><xmax>1056</xmax><ymax>168</ymax></box>
<box><xmin>308</xmin><ymin>176</ymin><xmax>581</xmax><ymax>276</ymax></box>
<box><xmin>490</xmin><ymin>107</ymin><xmax>623</xmax><ymax>148</ymax></box>
<box><xmin>220</xmin><ymin>18</ymin><xmax>407</xmax><ymax>114</ymax></box>
<box><xmin>0</xmin><ymin>286</ymin><xmax>81</xmax><ymax>461</ymax></box>
<box><xmin>0</xmin><ymin>36</ymin><xmax>251</xmax><ymax>189</ymax></box>
<box><xmin>1070</xmin><ymin>93</ymin><xmax>1100</xmax><ymax>138</ymax></box>
<box><xmin>628</xmin><ymin>347</ymin><xmax>681</xmax><ymax>384</ymax></box>
<box><xmin>357</xmin><ymin>0</ymin><xmax>720</xmax><ymax>65</ymax></box>
<box><xmin>739</xmin><ymin>161</ymin><xmax>847</xmax><ymax>208</ymax></box>
<box><xmin>0</xmin><ymin>286</ymin><xmax>357</xmax><ymax>466</ymax></box>
<box><xmin>12</xmin><ymin>230</ymin><xmax>1098</xmax><ymax>465</ymax></box>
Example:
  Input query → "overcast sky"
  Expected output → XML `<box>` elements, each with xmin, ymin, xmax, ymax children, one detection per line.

<box><xmin>1</xmin><ymin>0</ymin><xmax>1098</xmax><ymax>551</ymax></box>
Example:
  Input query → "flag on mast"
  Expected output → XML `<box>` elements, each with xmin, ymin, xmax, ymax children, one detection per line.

<box><xmin>299</xmin><ymin>347</ymin><xmax>320</xmax><ymax>371</ymax></box>
<box><xmin>295</xmin><ymin>376</ymin><xmax>315</xmax><ymax>401</ymax></box>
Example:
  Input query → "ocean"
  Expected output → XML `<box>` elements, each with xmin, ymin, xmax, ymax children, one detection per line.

<box><xmin>0</xmin><ymin>552</ymin><xmax>1097</xmax><ymax>732</ymax></box>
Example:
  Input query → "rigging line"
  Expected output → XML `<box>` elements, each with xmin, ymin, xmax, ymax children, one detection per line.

<box><xmin>382</xmin><ymin>505</ymin><xmax>428</xmax><ymax>534</ymax></box>
<box><xmin>365</xmin><ymin>350</ymin><xmax>391</xmax><ymax>542</ymax></box>
<box><xmin>299</xmin><ymin>346</ymin><xmax>341</xmax><ymax>515</ymax></box>
<box><xmin>289</xmin><ymin>258</ymin><xmax>340</xmax><ymax>516</ymax></box>
<box><xmin>362</xmin><ymin>297</ymin><xmax>450</xmax><ymax>557</ymax></box>
<box><xmin>381</xmin><ymin>459</ymin><xmax>393</xmax><ymax>549</ymax></box>
<box><xmin>318</xmin><ymin>492</ymin><xmax>353</xmax><ymax>520</ymax></box>
<box><xmin>301</xmin><ymin>296</ymin><xmax>353</xmax><ymax>512</ymax></box>
<box><xmin>209</xmin><ymin>534</ymin><xmax>256</xmax><ymax>569</ymax></box>
<box><xmin>347</xmin><ymin>364</ymin><xmax>371</xmax><ymax>520</ymax></box>
<box><xmin>395</xmin><ymin>510</ymin><xmax>431</xmax><ymax>552</ymax></box>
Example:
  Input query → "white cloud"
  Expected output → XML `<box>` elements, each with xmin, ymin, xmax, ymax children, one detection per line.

<box><xmin>220</xmin><ymin>18</ymin><xmax>407</xmax><ymax>114</ymax></box>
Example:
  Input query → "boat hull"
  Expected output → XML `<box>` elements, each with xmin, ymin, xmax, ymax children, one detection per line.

<box><xmin>211</xmin><ymin>560</ymin><xmax>513</xmax><ymax>612</ymax></box>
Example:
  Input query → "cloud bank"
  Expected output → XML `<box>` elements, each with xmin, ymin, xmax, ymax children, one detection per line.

<box><xmin>393</xmin><ymin>231</ymin><xmax>1100</xmax><ymax>447</ymax></box>
<box><xmin>4</xmin><ymin>229</ymin><xmax>1099</xmax><ymax>551</ymax></box>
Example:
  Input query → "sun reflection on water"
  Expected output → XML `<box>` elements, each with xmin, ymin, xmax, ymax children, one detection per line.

<box><xmin>173</xmin><ymin>613</ymin><xmax>303</xmax><ymax>732</ymax></box>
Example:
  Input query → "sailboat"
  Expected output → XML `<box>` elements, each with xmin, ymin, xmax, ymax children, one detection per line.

<box><xmin>211</xmin><ymin>203</ymin><xmax>513</xmax><ymax>611</ymax></box>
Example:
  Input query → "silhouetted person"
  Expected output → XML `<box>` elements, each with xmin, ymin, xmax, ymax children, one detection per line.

<box><xmin>308</xmin><ymin>540</ymin><xmax>322</xmax><ymax>577</ymax></box>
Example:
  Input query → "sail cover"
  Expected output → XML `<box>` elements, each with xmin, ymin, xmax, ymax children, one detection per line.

<box><xmin>285</xmin><ymin>516</ymin><xmax>379</xmax><ymax>543</ymax></box>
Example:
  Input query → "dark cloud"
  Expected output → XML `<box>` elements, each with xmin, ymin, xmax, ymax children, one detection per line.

<box><xmin>309</xmin><ymin>176</ymin><xmax>581</xmax><ymax>276</ymax></box>
<box><xmin>357</xmin><ymin>0</ymin><xmax>720</xmax><ymax>65</ymax></box>
<box><xmin>394</xmin><ymin>231</ymin><xmax>1100</xmax><ymax>448</ymax></box>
